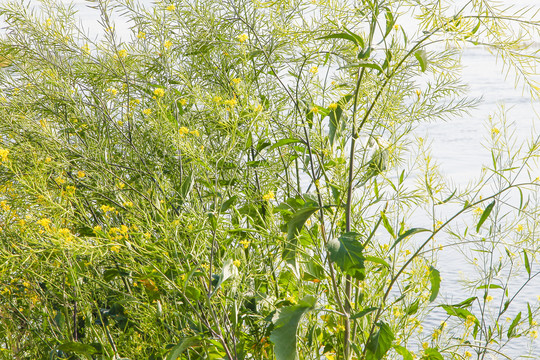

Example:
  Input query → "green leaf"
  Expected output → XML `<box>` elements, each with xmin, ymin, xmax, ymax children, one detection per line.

<box><xmin>211</xmin><ymin>259</ymin><xmax>236</xmax><ymax>296</ymax></box>
<box><xmin>405</xmin><ymin>299</ymin><xmax>420</xmax><ymax>315</ymax></box>
<box><xmin>429</xmin><ymin>266</ymin><xmax>440</xmax><ymax>302</ymax></box>
<box><xmin>270</xmin><ymin>296</ymin><xmax>317</xmax><ymax>360</ymax></box>
<box><xmin>450</xmin><ymin>297</ymin><xmax>477</xmax><ymax>308</ymax></box>
<box><xmin>283</xmin><ymin>206</ymin><xmax>320</xmax><ymax>263</ymax></box>
<box><xmin>365</xmin><ymin>256</ymin><xmax>390</xmax><ymax>268</ymax></box>
<box><xmin>317</xmin><ymin>28</ymin><xmax>364</xmax><ymax>47</ymax></box>
<box><xmin>390</xmin><ymin>227</ymin><xmax>430</xmax><ymax>250</ymax></box>
<box><xmin>341</xmin><ymin>62</ymin><xmax>383</xmax><ymax>73</ymax></box>
<box><xmin>414</xmin><ymin>50</ymin><xmax>428</xmax><ymax>72</ymax></box>
<box><xmin>58</xmin><ymin>342</ymin><xmax>99</xmax><ymax>356</ymax></box>
<box><xmin>476</xmin><ymin>200</ymin><xmax>495</xmax><ymax>232</ymax></box>
<box><xmin>477</xmin><ymin>284</ymin><xmax>503</xmax><ymax>290</ymax></box>
<box><xmin>366</xmin><ymin>322</ymin><xmax>394</xmax><ymax>360</ymax></box>
<box><xmin>524</xmin><ymin>250</ymin><xmax>531</xmax><ymax>277</ymax></box>
<box><xmin>423</xmin><ymin>348</ymin><xmax>444</xmax><ymax>360</ymax></box>
<box><xmin>166</xmin><ymin>336</ymin><xmax>201</xmax><ymax>360</ymax></box>
<box><xmin>327</xmin><ymin>232</ymin><xmax>366</xmax><ymax>280</ymax></box>
<box><xmin>270</xmin><ymin>138</ymin><xmax>303</xmax><ymax>151</ymax></box>
<box><xmin>384</xmin><ymin>8</ymin><xmax>395</xmax><ymax>38</ymax></box>
<box><xmin>440</xmin><ymin>305</ymin><xmax>477</xmax><ymax>324</ymax></box>
<box><xmin>507</xmin><ymin>312</ymin><xmax>521</xmax><ymax>339</ymax></box>
<box><xmin>351</xmin><ymin>306</ymin><xmax>378</xmax><ymax>320</ymax></box>
<box><xmin>394</xmin><ymin>345</ymin><xmax>413</xmax><ymax>360</ymax></box>
<box><xmin>380</xmin><ymin>211</ymin><xmax>395</xmax><ymax>239</ymax></box>
<box><xmin>528</xmin><ymin>303</ymin><xmax>533</xmax><ymax>326</ymax></box>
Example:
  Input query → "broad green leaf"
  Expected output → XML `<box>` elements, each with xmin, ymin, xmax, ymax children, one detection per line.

<box><xmin>429</xmin><ymin>266</ymin><xmax>440</xmax><ymax>302</ymax></box>
<box><xmin>211</xmin><ymin>259</ymin><xmax>236</xmax><ymax>296</ymax></box>
<box><xmin>366</xmin><ymin>322</ymin><xmax>395</xmax><ymax>360</ymax></box>
<box><xmin>476</xmin><ymin>200</ymin><xmax>495</xmax><ymax>232</ymax></box>
<box><xmin>390</xmin><ymin>227</ymin><xmax>430</xmax><ymax>250</ymax></box>
<box><xmin>327</xmin><ymin>232</ymin><xmax>366</xmax><ymax>280</ymax></box>
<box><xmin>394</xmin><ymin>345</ymin><xmax>413</xmax><ymax>360</ymax></box>
<box><xmin>405</xmin><ymin>299</ymin><xmax>420</xmax><ymax>315</ymax></box>
<box><xmin>423</xmin><ymin>348</ymin><xmax>444</xmax><ymax>360</ymax></box>
<box><xmin>507</xmin><ymin>312</ymin><xmax>521</xmax><ymax>338</ymax></box>
<box><xmin>351</xmin><ymin>306</ymin><xmax>378</xmax><ymax>320</ymax></box>
<box><xmin>167</xmin><ymin>336</ymin><xmax>201</xmax><ymax>360</ymax></box>
<box><xmin>524</xmin><ymin>250</ymin><xmax>531</xmax><ymax>277</ymax></box>
<box><xmin>270</xmin><ymin>296</ymin><xmax>317</xmax><ymax>360</ymax></box>
<box><xmin>414</xmin><ymin>50</ymin><xmax>428</xmax><ymax>72</ymax></box>
<box><xmin>283</xmin><ymin>206</ymin><xmax>320</xmax><ymax>263</ymax></box>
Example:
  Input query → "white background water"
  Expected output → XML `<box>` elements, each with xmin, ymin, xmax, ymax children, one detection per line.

<box><xmin>3</xmin><ymin>0</ymin><xmax>540</xmax><ymax>357</ymax></box>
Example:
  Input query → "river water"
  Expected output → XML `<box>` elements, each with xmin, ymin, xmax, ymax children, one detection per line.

<box><xmin>3</xmin><ymin>0</ymin><xmax>540</xmax><ymax>357</ymax></box>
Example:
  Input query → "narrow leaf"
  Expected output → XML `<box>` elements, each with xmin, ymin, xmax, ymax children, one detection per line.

<box><xmin>351</xmin><ymin>307</ymin><xmax>378</xmax><ymax>320</ymax></box>
<box><xmin>476</xmin><ymin>200</ymin><xmax>495</xmax><ymax>232</ymax></box>
<box><xmin>380</xmin><ymin>211</ymin><xmax>395</xmax><ymax>239</ymax></box>
<box><xmin>390</xmin><ymin>228</ymin><xmax>430</xmax><ymax>250</ymax></box>
<box><xmin>270</xmin><ymin>138</ymin><xmax>303</xmax><ymax>151</ymax></box>
<box><xmin>507</xmin><ymin>312</ymin><xmax>522</xmax><ymax>339</ymax></box>
<box><xmin>167</xmin><ymin>336</ymin><xmax>201</xmax><ymax>360</ymax></box>
<box><xmin>524</xmin><ymin>250</ymin><xmax>531</xmax><ymax>277</ymax></box>
<box><xmin>429</xmin><ymin>266</ymin><xmax>440</xmax><ymax>302</ymax></box>
<box><xmin>414</xmin><ymin>50</ymin><xmax>428</xmax><ymax>72</ymax></box>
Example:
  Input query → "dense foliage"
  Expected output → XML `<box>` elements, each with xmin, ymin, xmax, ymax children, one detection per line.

<box><xmin>1</xmin><ymin>0</ymin><xmax>540</xmax><ymax>359</ymax></box>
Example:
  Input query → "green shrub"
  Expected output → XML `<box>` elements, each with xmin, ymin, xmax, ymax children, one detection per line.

<box><xmin>1</xmin><ymin>0</ymin><xmax>540</xmax><ymax>359</ymax></box>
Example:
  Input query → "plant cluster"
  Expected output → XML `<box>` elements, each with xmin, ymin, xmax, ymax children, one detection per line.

<box><xmin>1</xmin><ymin>0</ymin><xmax>540</xmax><ymax>359</ymax></box>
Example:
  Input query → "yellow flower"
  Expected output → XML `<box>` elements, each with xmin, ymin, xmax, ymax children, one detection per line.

<box><xmin>179</xmin><ymin>98</ymin><xmax>187</xmax><ymax>106</ymax></box>
<box><xmin>416</xmin><ymin>89</ymin><xmax>421</xmax><ymax>97</ymax></box>
<box><xmin>179</xmin><ymin>126</ymin><xmax>189</xmax><ymax>135</ymax></box>
<box><xmin>117</xmin><ymin>182</ymin><xmax>125</xmax><ymax>189</ymax></box>
<box><xmin>93</xmin><ymin>225</ymin><xmax>102</xmax><ymax>233</ymax></box>
<box><xmin>45</xmin><ymin>157</ymin><xmax>52</xmax><ymax>163</ymax></box>
<box><xmin>394</xmin><ymin>24</ymin><xmax>399</xmax><ymax>31</ymax></box>
<box><xmin>110</xmin><ymin>245</ymin><xmax>121</xmax><ymax>253</ymax></box>
<box><xmin>531</xmin><ymin>330</ymin><xmax>538</xmax><ymax>339</ymax></box>
<box><xmin>81</xmin><ymin>43</ymin><xmax>90</xmax><ymax>55</ymax></box>
<box><xmin>143</xmin><ymin>108</ymin><xmax>152</xmax><ymax>115</ymax></box>
<box><xmin>464</xmin><ymin>351</ymin><xmax>472</xmax><ymax>358</ymax></box>
<box><xmin>116</xmin><ymin>49</ymin><xmax>127</xmax><ymax>58</ymax></box>
<box><xmin>485</xmin><ymin>295</ymin><xmax>493</xmax><ymax>302</ymax></box>
<box><xmin>262</xmin><ymin>191</ymin><xmax>275</xmax><ymax>201</ymax></box>
<box><xmin>77</xmin><ymin>170</ymin><xmax>85</xmax><ymax>178</ymax></box>
<box><xmin>137</xmin><ymin>31</ymin><xmax>146</xmax><ymax>39</ymax></box>
<box><xmin>123</xmin><ymin>201</ymin><xmax>133</xmax><ymax>208</ymax></box>
<box><xmin>224</xmin><ymin>98</ymin><xmax>237</xmax><ymax>107</ymax></box>
<box><xmin>45</xmin><ymin>18</ymin><xmax>52</xmax><ymax>27</ymax></box>
<box><xmin>55</xmin><ymin>176</ymin><xmax>65</xmax><ymax>185</ymax></box>
<box><xmin>231</xmin><ymin>78</ymin><xmax>241</xmax><ymax>84</ymax></box>
<box><xmin>328</xmin><ymin>103</ymin><xmax>338</xmax><ymax>111</ymax></box>
<box><xmin>154</xmin><ymin>88</ymin><xmax>165</xmax><ymax>97</ymax></box>
<box><xmin>164</xmin><ymin>40</ymin><xmax>173</xmax><ymax>49</ymax></box>
<box><xmin>213</xmin><ymin>96</ymin><xmax>222</xmax><ymax>103</ymax></box>
<box><xmin>237</xmin><ymin>33</ymin><xmax>248</xmax><ymax>43</ymax></box>
<box><xmin>100</xmin><ymin>205</ymin><xmax>115</xmax><ymax>213</ymax></box>
<box><xmin>58</xmin><ymin>228</ymin><xmax>72</xmax><ymax>238</ymax></box>
<box><xmin>473</xmin><ymin>207</ymin><xmax>483</xmax><ymax>215</ymax></box>
<box><xmin>0</xmin><ymin>148</ymin><xmax>9</xmax><ymax>163</ymax></box>
<box><xmin>311</xmin><ymin>106</ymin><xmax>319</xmax><ymax>114</ymax></box>
<box><xmin>239</xmin><ymin>240</ymin><xmax>251</xmax><ymax>249</ymax></box>
<box><xmin>36</xmin><ymin>218</ymin><xmax>51</xmax><ymax>229</ymax></box>
<box><xmin>422</xmin><ymin>342</ymin><xmax>429</xmax><ymax>350</ymax></box>
<box><xmin>516</xmin><ymin>224</ymin><xmax>524</xmax><ymax>232</ymax></box>
<box><xmin>190</xmin><ymin>129</ymin><xmax>200</xmax><ymax>137</ymax></box>
<box><xmin>491</xmin><ymin>127</ymin><xmax>500</xmax><ymax>135</ymax></box>
<box><xmin>166</xmin><ymin>4</ymin><xmax>176</xmax><ymax>11</ymax></box>
<box><xmin>120</xmin><ymin>225</ymin><xmax>129</xmax><ymax>234</ymax></box>
<box><xmin>309</xmin><ymin>66</ymin><xmax>318</xmax><ymax>74</ymax></box>
<box><xmin>106</xmin><ymin>88</ymin><xmax>118</xmax><ymax>96</ymax></box>
<box><xmin>233</xmin><ymin>260</ymin><xmax>241</xmax><ymax>267</ymax></box>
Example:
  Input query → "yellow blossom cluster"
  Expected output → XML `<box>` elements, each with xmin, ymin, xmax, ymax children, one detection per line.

<box><xmin>100</xmin><ymin>204</ymin><xmax>115</xmax><ymax>214</ymax></box>
<box><xmin>164</xmin><ymin>40</ymin><xmax>173</xmax><ymax>49</ymax></box>
<box><xmin>143</xmin><ymin>108</ymin><xmax>152</xmax><ymax>115</ymax></box>
<box><xmin>166</xmin><ymin>4</ymin><xmax>176</xmax><ymax>11</ymax></box>
<box><xmin>239</xmin><ymin>240</ymin><xmax>250</xmax><ymax>249</ymax></box>
<box><xmin>262</xmin><ymin>191</ymin><xmax>275</xmax><ymax>201</ymax></box>
<box><xmin>154</xmin><ymin>88</ymin><xmax>165</xmax><ymax>97</ymax></box>
<box><xmin>0</xmin><ymin>148</ymin><xmax>9</xmax><ymax>163</ymax></box>
<box><xmin>178</xmin><ymin>127</ymin><xmax>200</xmax><ymax>137</ymax></box>
<box><xmin>108</xmin><ymin>224</ymin><xmax>129</xmax><ymax>241</ymax></box>
<box><xmin>106</xmin><ymin>88</ymin><xmax>118</xmax><ymax>96</ymax></box>
<box><xmin>328</xmin><ymin>103</ymin><xmax>338</xmax><ymax>111</ymax></box>
<box><xmin>237</xmin><ymin>33</ymin><xmax>248</xmax><ymax>43</ymax></box>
